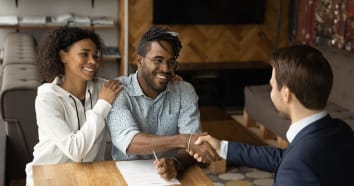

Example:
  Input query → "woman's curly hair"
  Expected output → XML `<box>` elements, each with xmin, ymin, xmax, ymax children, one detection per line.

<box><xmin>37</xmin><ymin>26</ymin><xmax>104</xmax><ymax>82</ymax></box>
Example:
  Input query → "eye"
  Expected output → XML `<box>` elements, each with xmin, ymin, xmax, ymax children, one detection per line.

<box><xmin>79</xmin><ymin>52</ymin><xmax>89</xmax><ymax>57</ymax></box>
<box><xmin>153</xmin><ymin>58</ymin><xmax>164</xmax><ymax>64</ymax></box>
<box><xmin>92</xmin><ymin>54</ymin><xmax>99</xmax><ymax>60</ymax></box>
<box><xmin>168</xmin><ymin>60</ymin><xmax>177</xmax><ymax>66</ymax></box>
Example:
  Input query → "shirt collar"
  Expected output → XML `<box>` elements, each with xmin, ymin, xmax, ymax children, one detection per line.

<box><xmin>131</xmin><ymin>72</ymin><xmax>145</xmax><ymax>96</ymax></box>
<box><xmin>286</xmin><ymin>111</ymin><xmax>327</xmax><ymax>143</ymax></box>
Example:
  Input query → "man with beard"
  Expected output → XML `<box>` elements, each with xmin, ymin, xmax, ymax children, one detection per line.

<box><xmin>189</xmin><ymin>45</ymin><xmax>354</xmax><ymax>186</ymax></box>
<box><xmin>107</xmin><ymin>26</ymin><xmax>218</xmax><ymax>180</ymax></box>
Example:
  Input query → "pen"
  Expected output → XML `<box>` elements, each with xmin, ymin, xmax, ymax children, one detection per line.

<box><xmin>153</xmin><ymin>149</ymin><xmax>159</xmax><ymax>161</ymax></box>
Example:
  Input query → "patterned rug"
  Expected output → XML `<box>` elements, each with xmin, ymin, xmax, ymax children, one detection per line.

<box><xmin>202</xmin><ymin>165</ymin><xmax>274</xmax><ymax>186</ymax></box>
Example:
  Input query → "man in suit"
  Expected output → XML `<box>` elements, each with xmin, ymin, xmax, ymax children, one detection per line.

<box><xmin>190</xmin><ymin>45</ymin><xmax>354</xmax><ymax>186</ymax></box>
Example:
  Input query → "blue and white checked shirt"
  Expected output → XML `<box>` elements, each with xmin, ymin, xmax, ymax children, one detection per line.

<box><xmin>107</xmin><ymin>72</ymin><xmax>201</xmax><ymax>160</ymax></box>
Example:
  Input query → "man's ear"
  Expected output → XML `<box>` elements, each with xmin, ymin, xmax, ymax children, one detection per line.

<box><xmin>136</xmin><ymin>55</ymin><xmax>143</xmax><ymax>68</ymax></box>
<box><xmin>280</xmin><ymin>86</ymin><xmax>291</xmax><ymax>103</ymax></box>
<box><xmin>59</xmin><ymin>50</ymin><xmax>67</xmax><ymax>64</ymax></box>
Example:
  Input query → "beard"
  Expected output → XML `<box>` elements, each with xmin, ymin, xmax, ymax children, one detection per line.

<box><xmin>140</xmin><ymin>68</ymin><xmax>169</xmax><ymax>94</ymax></box>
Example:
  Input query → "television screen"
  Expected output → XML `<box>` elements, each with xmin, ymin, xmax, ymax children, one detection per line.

<box><xmin>153</xmin><ymin>0</ymin><xmax>266</xmax><ymax>25</ymax></box>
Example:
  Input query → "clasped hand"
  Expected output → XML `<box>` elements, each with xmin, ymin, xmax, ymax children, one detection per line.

<box><xmin>186</xmin><ymin>133</ymin><xmax>220</xmax><ymax>163</ymax></box>
<box><xmin>154</xmin><ymin>158</ymin><xmax>177</xmax><ymax>180</ymax></box>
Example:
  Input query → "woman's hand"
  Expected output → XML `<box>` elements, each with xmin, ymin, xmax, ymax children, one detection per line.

<box><xmin>170</xmin><ymin>71</ymin><xmax>183</xmax><ymax>83</ymax></box>
<box><xmin>99</xmin><ymin>80</ymin><xmax>123</xmax><ymax>104</ymax></box>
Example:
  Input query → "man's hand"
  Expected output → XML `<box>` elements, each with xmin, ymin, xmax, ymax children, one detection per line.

<box><xmin>187</xmin><ymin>133</ymin><xmax>220</xmax><ymax>163</ymax></box>
<box><xmin>188</xmin><ymin>134</ymin><xmax>221</xmax><ymax>163</ymax></box>
<box><xmin>154</xmin><ymin>158</ymin><xmax>177</xmax><ymax>180</ymax></box>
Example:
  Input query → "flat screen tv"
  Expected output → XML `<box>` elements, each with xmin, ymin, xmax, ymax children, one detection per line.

<box><xmin>153</xmin><ymin>0</ymin><xmax>266</xmax><ymax>25</ymax></box>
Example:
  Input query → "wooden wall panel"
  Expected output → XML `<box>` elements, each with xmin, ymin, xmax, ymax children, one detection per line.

<box><xmin>118</xmin><ymin>0</ymin><xmax>289</xmax><ymax>69</ymax></box>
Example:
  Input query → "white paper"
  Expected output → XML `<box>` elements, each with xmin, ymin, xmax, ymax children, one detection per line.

<box><xmin>116</xmin><ymin>159</ymin><xmax>180</xmax><ymax>186</ymax></box>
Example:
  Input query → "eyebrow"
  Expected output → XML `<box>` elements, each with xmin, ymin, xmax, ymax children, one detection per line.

<box><xmin>151</xmin><ymin>56</ymin><xmax>175</xmax><ymax>60</ymax></box>
<box><xmin>80</xmin><ymin>48</ymin><xmax>98</xmax><ymax>54</ymax></box>
<box><xmin>80</xmin><ymin>48</ymin><xmax>91</xmax><ymax>51</ymax></box>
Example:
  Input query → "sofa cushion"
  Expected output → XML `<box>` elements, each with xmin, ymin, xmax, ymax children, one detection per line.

<box><xmin>2</xmin><ymin>33</ymin><xmax>36</xmax><ymax>67</ymax></box>
<box><xmin>4</xmin><ymin>32</ymin><xmax>36</xmax><ymax>46</ymax></box>
<box><xmin>0</xmin><ymin>63</ymin><xmax>40</xmax><ymax>148</ymax></box>
<box><xmin>0</xmin><ymin>63</ymin><xmax>41</xmax><ymax>179</ymax></box>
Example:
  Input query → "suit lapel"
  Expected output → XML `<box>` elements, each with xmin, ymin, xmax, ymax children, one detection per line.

<box><xmin>273</xmin><ymin>115</ymin><xmax>331</xmax><ymax>182</ymax></box>
<box><xmin>288</xmin><ymin>115</ymin><xmax>331</xmax><ymax>148</ymax></box>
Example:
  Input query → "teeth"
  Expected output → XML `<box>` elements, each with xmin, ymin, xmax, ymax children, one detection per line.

<box><xmin>83</xmin><ymin>67</ymin><xmax>95</xmax><ymax>72</ymax></box>
<box><xmin>156</xmin><ymin>75</ymin><xmax>167</xmax><ymax>79</ymax></box>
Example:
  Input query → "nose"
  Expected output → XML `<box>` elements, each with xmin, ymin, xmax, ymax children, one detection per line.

<box><xmin>87</xmin><ymin>55</ymin><xmax>97</xmax><ymax>64</ymax></box>
<box><xmin>159</xmin><ymin>61</ymin><xmax>170</xmax><ymax>72</ymax></box>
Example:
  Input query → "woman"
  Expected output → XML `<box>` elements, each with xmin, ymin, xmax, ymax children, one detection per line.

<box><xmin>25</xmin><ymin>27</ymin><xmax>122</xmax><ymax>185</ymax></box>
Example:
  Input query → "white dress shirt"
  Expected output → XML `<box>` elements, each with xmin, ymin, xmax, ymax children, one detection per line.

<box><xmin>218</xmin><ymin>111</ymin><xmax>327</xmax><ymax>159</ymax></box>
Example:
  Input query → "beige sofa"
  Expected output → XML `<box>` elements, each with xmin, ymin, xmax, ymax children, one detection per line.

<box><xmin>243</xmin><ymin>46</ymin><xmax>354</xmax><ymax>147</ymax></box>
<box><xmin>0</xmin><ymin>32</ymin><xmax>41</xmax><ymax>184</ymax></box>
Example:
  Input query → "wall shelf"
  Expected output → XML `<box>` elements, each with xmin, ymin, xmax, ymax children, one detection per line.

<box><xmin>0</xmin><ymin>24</ymin><xmax>116</xmax><ymax>32</ymax></box>
<box><xmin>15</xmin><ymin>0</ymin><xmax>96</xmax><ymax>8</ymax></box>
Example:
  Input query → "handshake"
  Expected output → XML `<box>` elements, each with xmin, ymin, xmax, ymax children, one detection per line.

<box><xmin>185</xmin><ymin>133</ymin><xmax>222</xmax><ymax>163</ymax></box>
<box><xmin>153</xmin><ymin>133</ymin><xmax>222</xmax><ymax>180</ymax></box>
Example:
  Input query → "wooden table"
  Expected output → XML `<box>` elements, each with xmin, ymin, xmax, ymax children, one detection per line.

<box><xmin>33</xmin><ymin>161</ymin><xmax>214</xmax><ymax>186</ymax></box>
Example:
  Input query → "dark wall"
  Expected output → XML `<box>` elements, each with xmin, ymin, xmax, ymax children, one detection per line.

<box><xmin>176</xmin><ymin>62</ymin><xmax>272</xmax><ymax>108</ymax></box>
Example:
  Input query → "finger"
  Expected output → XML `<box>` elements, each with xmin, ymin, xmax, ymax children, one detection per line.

<box><xmin>156</xmin><ymin>162</ymin><xmax>166</xmax><ymax>169</ymax></box>
<box><xmin>109</xmin><ymin>80</ymin><xmax>119</xmax><ymax>89</ymax></box>
<box><xmin>194</xmin><ymin>137</ymin><xmax>202</xmax><ymax>145</ymax></box>
<box><xmin>194</xmin><ymin>135</ymin><xmax>211</xmax><ymax>145</ymax></box>
<box><xmin>161</xmin><ymin>172</ymin><xmax>173</xmax><ymax>180</ymax></box>
<box><xmin>161</xmin><ymin>169</ymin><xmax>177</xmax><ymax>180</ymax></box>
<box><xmin>114</xmin><ymin>85</ymin><xmax>124</xmax><ymax>93</ymax></box>
<box><xmin>153</xmin><ymin>160</ymin><xmax>159</xmax><ymax>166</ymax></box>
<box><xmin>200</xmin><ymin>143</ymin><xmax>217</xmax><ymax>163</ymax></box>
<box><xmin>188</xmin><ymin>149</ymin><xmax>194</xmax><ymax>156</ymax></box>
<box><xmin>197</xmin><ymin>157</ymin><xmax>203</xmax><ymax>162</ymax></box>
<box><xmin>157</xmin><ymin>166</ymin><xmax>168</xmax><ymax>175</ymax></box>
<box><xmin>205</xmin><ymin>146</ymin><xmax>217</xmax><ymax>161</ymax></box>
<box><xmin>108</xmin><ymin>80</ymin><xmax>120</xmax><ymax>88</ymax></box>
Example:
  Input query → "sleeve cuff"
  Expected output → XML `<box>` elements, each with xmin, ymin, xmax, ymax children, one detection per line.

<box><xmin>219</xmin><ymin>140</ymin><xmax>229</xmax><ymax>160</ymax></box>
<box><xmin>92</xmin><ymin>99</ymin><xmax>112</xmax><ymax>118</ymax></box>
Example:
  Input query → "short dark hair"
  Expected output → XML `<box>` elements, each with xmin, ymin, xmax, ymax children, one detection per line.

<box><xmin>137</xmin><ymin>26</ymin><xmax>182</xmax><ymax>59</ymax></box>
<box><xmin>270</xmin><ymin>45</ymin><xmax>333</xmax><ymax>110</ymax></box>
<box><xmin>36</xmin><ymin>26</ymin><xmax>104</xmax><ymax>82</ymax></box>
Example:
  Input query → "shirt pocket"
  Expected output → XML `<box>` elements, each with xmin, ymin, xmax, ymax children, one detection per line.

<box><xmin>158</xmin><ymin>113</ymin><xmax>178</xmax><ymax>135</ymax></box>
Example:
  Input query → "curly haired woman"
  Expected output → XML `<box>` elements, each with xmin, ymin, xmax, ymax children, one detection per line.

<box><xmin>25</xmin><ymin>26</ymin><xmax>123</xmax><ymax>185</ymax></box>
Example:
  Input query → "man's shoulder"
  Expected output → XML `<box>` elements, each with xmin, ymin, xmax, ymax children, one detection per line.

<box><xmin>116</xmin><ymin>74</ymin><xmax>137</xmax><ymax>95</ymax></box>
<box><xmin>117</xmin><ymin>75</ymin><xmax>133</xmax><ymax>85</ymax></box>
<box><xmin>116</xmin><ymin>74</ymin><xmax>141</xmax><ymax>97</ymax></box>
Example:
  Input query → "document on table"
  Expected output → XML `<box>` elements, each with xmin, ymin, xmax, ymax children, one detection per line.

<box><xmin>115</xmin><ymin>159</ymin><xmax>180</xmax><ymax>186</ymax></box>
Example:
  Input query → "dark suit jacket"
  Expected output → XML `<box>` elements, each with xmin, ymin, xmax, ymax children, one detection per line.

<box><xmin>227</xmin><ymin>115</ymin><xmax>354</xmax><ymax>186</ymax></box>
